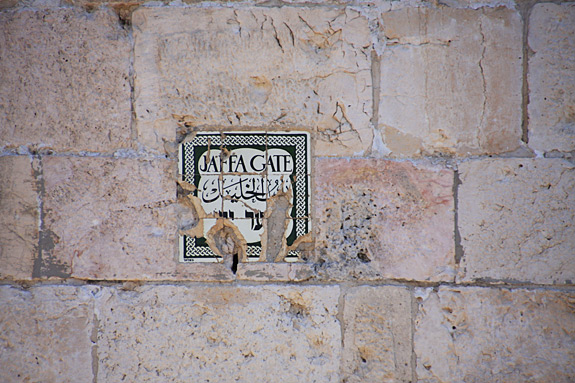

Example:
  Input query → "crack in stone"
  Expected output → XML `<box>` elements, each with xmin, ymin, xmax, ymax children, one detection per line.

<box><xmin>478</xmin><ymin>16</ymin><xmax>488</xmax><ymax>150</ymax></box>
<box><xmin>91</xmin><ymin>313</ymin><xmax>100</xmax><ymax>383</ymax></box>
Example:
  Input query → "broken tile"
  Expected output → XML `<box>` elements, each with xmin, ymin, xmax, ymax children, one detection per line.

<box><xmin>178</xmin><ymin>131</ymin><xmax>310</xmax><ymax>263</ymax></box>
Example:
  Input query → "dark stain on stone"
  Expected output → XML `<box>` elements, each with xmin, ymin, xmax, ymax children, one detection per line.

<box><xmin>38</xmin><ymin>229</ymin><xmax>70</xmax><ymax>278</ymax></box>
<box><xmin>212</xmin><ymin>224</ymin><xmax>242</xmax><ymax>273</ymax></box>
<box><xmin>357</xmin><ymin>250</ymin><xmax>371</xmax><ymax>263</ymax></box>
<box><xmin>31</xmin><ymin>156</ymin><xmax>44</xmax><ymax>279</ymax></box>
<box><xmin>453</xmin><ymin>170</ymin><xmax>464</xmax><ymax>265</ymax></box>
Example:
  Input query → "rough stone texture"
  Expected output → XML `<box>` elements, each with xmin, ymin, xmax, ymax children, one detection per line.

<box><xmin>434</xmin><ymin>0</ymin><xmax>515</xmax><ymax>9</ymax></box>
<box><xmin>133</xmin><ymin>7</ymin><xmax>372</xmax><ymax>156</ymax></box>
<box><xmin>236</xmin><ymin>262</ymin><xmax>291</xmax><ymax>281</ymax></box>
<box><xmin>415</xmin><ymin>287</ymin><xmax>575</xmax><ymax>382</ymax></box>
<box><xmin>0</xmin><ymin>285</ymin><xmax>95</xmax><ymax>383</ymax></box>
<box><xmin>314</xmin><ymin>158</ymin><xmax>455</xmax><ymax>282</ymax></box>
<box><xmin>458</xmin><ymin>159</ymin><xmax>575</xmax><ymax>285</ymax></box>
<box><xmin>378</xmin><ymin>7</ymin><xmax>522</xmax><ymax>157</ymax></box>
<box><xmin>0</xmin><ymin>156</ymin><xmax>38</xmax><ymax>280</ymax></box>
<box><xmin>342</xmin><ymin>286</ymin><xmax>413</xmax><ymax>383</ymax></box>
<box><xmin>0</xmin><ymin>9</ymin><xmax>131</xmax><ymax>154</ymax></box>
<box><xmin>42</xmin><ymin>157</ymin><xmax>179</xmax><ymax>280</ymax></box>
<box><xmin>528</xmin><ymin>3</ymin><xmax>575</xmax><ymax>153</ymax></box>
<box><xmin>0</xmin><ymin>0</ymin><xmax>18</xmax><ymax>9</ymax></box>
<box><xmin>96</xmin><ymin>284</ymin><xmax>341</xmax><ymax>382</ymax></box>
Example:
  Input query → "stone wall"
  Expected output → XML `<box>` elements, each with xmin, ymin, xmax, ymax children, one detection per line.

<box><xmin>1</xmin><ymin>0</ymin><xmax>574</xmax><ymax>381</ymax></box>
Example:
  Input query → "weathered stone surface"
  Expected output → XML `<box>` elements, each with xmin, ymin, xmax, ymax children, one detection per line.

<box><xmin>0</xmin><ymin>9</ymin><xmax>131</xmax><ymax>154</ymax></box>
<box><xmin>173</xmin><ymin>262</ymin><xmax>236</xmax><ymax>282</ymax></box>
<box><xmin>0</xmin><ymin>156</ymin><xmax>38</xmax><ymax>280</ymax></box>
<box><xmin>96</xmin><ymin>285</ymin><xmax>341</xmax><ymax>382</ymax></box>
<box><xmin>314</xmin><ymin>158</ymin><xmax>455</xmax><ymax>282</ymax></box>
<box><xmin>0</xmin><ymin>0</ymin><xmax>18</xmax><ymax>9</ymax></box>
<box><xmin>435</xmin><ymin>0</ymin><xmax>515</xmax><ymax>9</ymax></box>
<box><xmin>42</xmin><ymin>157</ymin><xmax>179</xmax><ymax>280</ymax></box>
<box><xmin>0</xmin><ymin>285</ymin><xmax>95</xmax><ymax>382</ymax></box>
<box><xmin>458</xmin><ymin>159</ymin><xmax>575</xmax><ymax>285</ymax></box>
<box><xmin>415</xmin><ymin>287</ymin><xmax>575</xmax><ymax>382</ymax></box>
<box><xmin>342</xmin><ymin>286</ymin><xmax>413</xmax><ymax>383</ymax></box>
<box><xmin>378</xmin><ymin>7</ymin><xmax>522</xmax><ymax>157</ymax></box>
<box><xmin>528</xmin><ymin>3</ymin><xmax>575</xmax><ymax>153</ymax></box>
<box><xmin>236</xmin><ymin>262</ymin><xmax>291</xmax><ymax>281</ymax></box>
<box><xmin>133</xmin><ymin>7</ymin><xmax>372</xmax><ymax>156</ymax></box>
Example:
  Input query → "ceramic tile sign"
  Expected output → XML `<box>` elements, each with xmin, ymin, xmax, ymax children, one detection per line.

<box><xmin>179</xmin><ymin>131</ymin><xmax>310</xmax><ymax>263</ymax></box>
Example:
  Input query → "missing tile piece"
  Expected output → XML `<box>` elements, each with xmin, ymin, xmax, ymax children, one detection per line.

<box><xmin>178</xmin><ymin>131</ymin><xmax>310</xmax><ymax>263</ymax></box>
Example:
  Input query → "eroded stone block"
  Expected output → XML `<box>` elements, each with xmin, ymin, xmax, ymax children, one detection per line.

<box><xmin>528</xmin><ymin>3</ymin><xmax>575</xmax><ymax>153</ymax></box>
<box><xmin>0</xmin><ymin>285</ymin><xmax>95</xmax><ymax>382</ymax></box>
<box><xmin>0</xmin><ymin>156</ymin><xmax>38</xmax><ymax>280</ymax></box>
<box><xmin>458</xmin><ymin>158</ymin><xmax>575</xmax><ymax>285</ymax></box>
<box><xmin>378</xmin><ymin>7</ymin><xmax>522</xmax><ymax>157</ymax></box>
<box><xmin>314</xmin><ymin>158</ymin><xmax>455</xmax><ymax>282</ymax></box>
<box><xmin>42</xmin><ymin>157</ymin><xmax>178</xmax><ymax>280</ymax></box>
<box><xmin>0</xmin><ymin>9</ymin><xmax>131</xmax><ymax>154</ymax></box>
<box><xmin>236</xmin><ymin>262</ymin><xmax>291</xmax><ymax>281</ymax></box>
<box><xmin>342</xmin><ymin>286</ymin><xmax>413</xmax><ymax>383</ymax></box>
<box><xmin>96</xmin><ymin>285</ymin><xmax>341</xmax><ymax>382</ymax></box>
<box><xmin>435</xmin><ymin>0</ymin><xmax>516</xmax><ymax>9</ymax></box>
<box><xmin>415</xmin><ymin>287</ymin><xmax>575</xmax><ymax>382</ymax></box>
<box><xmin>133</xmin><ymin>7</ymin><xmax>372</xmax><ymax>156</ymax></box>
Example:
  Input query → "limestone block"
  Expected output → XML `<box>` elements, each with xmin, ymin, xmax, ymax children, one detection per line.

<box><xmin>415</xmin><ymin>287</ymin><xmax>575</xmax><ymax>382</ymax></box>
<box><xmin>378</xmin><ymin>7</ymin><xmax>522</xmax><ymax>157</ymax></box>
<box><xmin>0</xmin><ymin>156</ymin><xmax>38</xmax><ymax>280</ymax></box>
<box><xmin>0</xmin><ymin>285</ymin><xmax>95</xmax><ymax>382</ymax></box>
<box><xmin>42</xmin><ymin>157</ymin><xmax>179</xmax><ymax>280</ymax></box>
<box><xmin>0</xmin><ymin>9</ymin><xmax>131</xmax><ymax>154</ymax></box>
<box><xmin>458</xmin><ymin>159</ymin><xmax>575</xmax><ymax>285</ymax></box>
<box><xmin>133</xmin><ymin>7</ymin><xmax>373</xmax><ymax>156</ymax></box>
<box><xmin>95</xmin><ymin>285</ymin><xmax>341</xmax><ymax>382</ymax></box>
<box><xmin>342</xmin><ymin>286</ymin><xmax>413</xmax><ymax>383</ymax></box>
<box><xmin>314</xmin><ymin>158</ymin><xmax>455</xmax><ymax>282</ymax></box>
<box><xmin>528</xmin><ymin>3</ymin><xmax>575</xmax><ymax>153</ymax></box>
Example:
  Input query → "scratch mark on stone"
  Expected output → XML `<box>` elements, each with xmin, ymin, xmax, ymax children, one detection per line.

<box><xmin>283</xmin><ymin>22</ymin><xmax>295</xmax><ymax>46</ymax></box>
<box><xmin>270</xmin><ymin>17</ymin><xmax>284</xmax><ymax>53</ymax></box>
<box><xmin>91</xmin><ymin>313</ymin><xmax>99</xmax><ymax>383</ymax></box>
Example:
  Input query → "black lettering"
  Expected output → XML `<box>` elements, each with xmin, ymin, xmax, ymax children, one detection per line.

<box><xmin>235</xmin><ymin>155</ymin><xmax>247</xmax><ymax>173</ymax></box>
<box><xmin>250</xmin><ymin>154</ymin><xmax>265</xmax><ymax>172</ymax></box>
<box><xmin>202</xmin><ymin>155</ymin><xmax>219</xmax><ymax>173</ymax></box>
<box><xmin>226</xmin><ymin>154</ymin><xmax>237</xmax><ymax>173</ymax></box>
<box><xmin>267</xmin><ymin>155</ymin><xmax>277</xmax><ymax>172</ymax></box>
